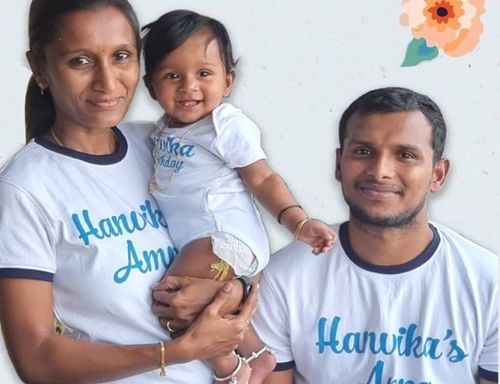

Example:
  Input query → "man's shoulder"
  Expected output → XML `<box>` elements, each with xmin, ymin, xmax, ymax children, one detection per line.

<box><xmin>433</xmin><ymin>222</ymin><xmax>498</xmax><ymax>280</ymax></box>
<box><xmin>434</xmin><ymin>222</ymin><xmax>497</xmax><ymax>259</ymax></box>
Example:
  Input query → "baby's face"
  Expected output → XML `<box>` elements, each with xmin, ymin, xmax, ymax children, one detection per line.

<box><xmin>150</xmin><ymin>29</ymin><xmax>234</xmax><ymax>127</ymax></box>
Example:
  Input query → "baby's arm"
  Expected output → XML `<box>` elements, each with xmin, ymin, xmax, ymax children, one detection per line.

<box><xmin>237</xmin><ymin>159</ymin><xmax>336</xmax><ymax>254</ymax></box>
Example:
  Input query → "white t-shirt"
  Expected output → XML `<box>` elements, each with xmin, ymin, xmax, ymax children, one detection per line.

<box><xmin>253</xmin><ymin>222</ymin><xmax>498</xmax><ymax>384</ymax></box>
<box><xmin>151</xmin><ymin>103</ymin><xmax>270</xmax><ymax>272</ymax></box>
<box><xmin>0</xmin><ymin>122</ymin><xmax>212</xmax><ymax>383</ymax></box>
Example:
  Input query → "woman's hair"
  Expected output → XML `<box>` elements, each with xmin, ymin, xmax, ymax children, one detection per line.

<box><xmin>25</xmin><ymin>0</ymin><xmax>140</xmax><ymax>142</ymax></box>
<box><xmin>142</xmin><ymin>10</ymin><xmax>237</xmax><ymax>90</ymax></box>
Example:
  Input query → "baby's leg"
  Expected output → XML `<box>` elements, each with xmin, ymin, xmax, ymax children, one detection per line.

<box><xmin>165</xmin><ymin>237</ymin><xmax>251</xmax><ymax>383</ymax></box>
<box><xmin>238</xmin><ymin>325</ymin><xmax>276</xmax><ymax>384</ymax></box>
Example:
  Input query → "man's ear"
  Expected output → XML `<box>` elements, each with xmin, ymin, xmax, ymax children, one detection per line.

<box><xmin>335</xmin><ymin>148</ymin><xmax>342</xmax><ymax>182</ymax></box>
<box><xmin>430</xmin><ymin>158</ymin><xmax>450</xmax><ymax>192</ymax></box>
<box><xmin>26</xmin><ymin>50</ymin><xmax>48</xmax><ymax>90</ymax></box>
<box><xmin>223</xmin><ymin>70</ymin><xmax>235</xmax><ymax>97</ymax></box>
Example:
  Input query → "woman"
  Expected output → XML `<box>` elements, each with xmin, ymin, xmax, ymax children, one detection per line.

<box><xmin>0</xmin><ymin>1</ymin><xmax>255</xmax><ymax>383</ymax></box>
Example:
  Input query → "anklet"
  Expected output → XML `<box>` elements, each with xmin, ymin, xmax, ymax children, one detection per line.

<box><xmin>213</xmin><ymin>353</ymin><xmax>244</xmax><ymax>383</ymax></box>
<box><xmin>244</xmin><ymin>346</ymin><xmax>275</xmax><ymax>364</ymax></box>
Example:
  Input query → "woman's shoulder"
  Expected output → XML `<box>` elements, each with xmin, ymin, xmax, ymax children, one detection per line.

<box><xmin>0</xmin><ymin>141</ymin><xmax>48</xmax><ymax>184</ymax></box>
<box><xmin>117</xmin><ymin>120</ymin><xmax>157</xmax><ymax>138</ymax></box>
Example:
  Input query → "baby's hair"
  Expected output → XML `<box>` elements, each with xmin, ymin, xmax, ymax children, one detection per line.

<box><xmin>142</xmin><ymin>9</ymin><xmax>237</xmax><ymax>88</ymax></box>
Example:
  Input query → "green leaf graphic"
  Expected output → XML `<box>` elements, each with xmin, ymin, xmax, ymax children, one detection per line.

<box><xmin>401</xmin><ymin>38</ymin><xmax>439</xmax><ymax>67</ymax></box>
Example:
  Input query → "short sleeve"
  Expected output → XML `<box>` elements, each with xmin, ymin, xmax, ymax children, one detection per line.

<box><xmin>478</xmin><ymin>276</ymin><xmax>498</xmax><ymax>381</ymax></box>
<box><xmin>252</xmin><ymin>269</ymin><xmax>294</xmax><ymax>366</ymax></box>
<box><xmin>0</xmin><ymin>181</ymin><xmax>56</xmax><ymax>280</ymax></box>
<box><xmin>211</xmin><ymin>107</ymin><xmax>266</xmax><ymax>168</ymax></box>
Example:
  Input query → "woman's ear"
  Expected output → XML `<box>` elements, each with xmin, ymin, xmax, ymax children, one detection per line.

<box><xmin>26</xmin><ymin>50</ymin><xmax>48</xmax><ymax>91</ymax></box>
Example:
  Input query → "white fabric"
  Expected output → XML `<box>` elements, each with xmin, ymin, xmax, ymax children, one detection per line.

<box><xmin>253</xmin><ymin>222</ymin><xmax>498</xmax><ymax>384</ymax></box>
<box><xmin>0</xmin><ymin>122</ymin><xmax>212</xmax><ymax>383</ymax></box>
<box><xmin>151</xmin><ymin>103</ymin><xmax>269</xmax><ymax>274</ymax></box>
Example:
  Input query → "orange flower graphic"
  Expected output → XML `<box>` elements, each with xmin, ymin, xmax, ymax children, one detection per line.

<box><xmin>401</xmin><ymin>0</ymin><xmax>485</xmax><ymax>57</ymax></box>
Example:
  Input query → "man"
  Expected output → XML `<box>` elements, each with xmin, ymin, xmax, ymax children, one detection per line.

<box><xmin>253</xmin><ymin>87</ymin><xmax>498</xmax><ymax>384</ymax></box>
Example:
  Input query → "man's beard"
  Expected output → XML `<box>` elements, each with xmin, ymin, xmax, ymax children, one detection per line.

<box><xmin>344</xmin><ymin>195</ymin><xmax>426</xmax><ymax>229</ymax></box>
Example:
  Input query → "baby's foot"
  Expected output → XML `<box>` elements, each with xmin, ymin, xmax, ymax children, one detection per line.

<box><xmin>245</xmin><ymin>347</ymin><xmax>276</xmax><ymax>384</ymax></box>
<box><xmin>213</xmin><ymin>353</ymin><xmax>251</xmax><ymax>384</ymax></box>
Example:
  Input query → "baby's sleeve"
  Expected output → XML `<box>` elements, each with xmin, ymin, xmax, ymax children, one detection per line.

<box><xmin>211</xmin><ymin>108</ymin><xmax>267</xmax><ymax>168</ymax></box>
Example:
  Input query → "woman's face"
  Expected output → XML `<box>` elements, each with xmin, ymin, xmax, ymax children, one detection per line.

<box><xmin>36</xmin><ymin>6</ymin><xmax>139</xmax><ymax>133</ymax></box>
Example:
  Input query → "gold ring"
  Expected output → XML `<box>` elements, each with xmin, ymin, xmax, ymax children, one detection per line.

<box><xmin>165</xmin><ymin>319</ymin><xmax>176</xmax><ymax>333</ymax></box>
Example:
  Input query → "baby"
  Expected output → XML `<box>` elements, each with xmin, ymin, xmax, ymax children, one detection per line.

<box><xmin>143</xmin><ymin>10</ymin><xmax>336</xmax><ymax>384</ymax></box>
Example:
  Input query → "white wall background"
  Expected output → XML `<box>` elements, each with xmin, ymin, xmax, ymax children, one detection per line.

<box><xmin>1</xmin><ymin>1</ymin><xmax>498</xmax><ymax>382</ymax></box>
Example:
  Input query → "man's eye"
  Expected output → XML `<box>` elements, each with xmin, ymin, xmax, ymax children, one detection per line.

<box><xmin>354</xmin><ymin>148</ymin><xmax>371</xmax><ymax>156</ymax></box>
<box><xmin>399</xmin><ymin>152</ymin><xmax>415</xmax><ymax>160</ymax></box>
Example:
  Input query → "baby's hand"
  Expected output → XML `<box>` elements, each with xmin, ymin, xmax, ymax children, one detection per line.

<box><xmin>295</xmin><ymin>219</ymin><xmax>337</xmax><ymax>255</ymax></box>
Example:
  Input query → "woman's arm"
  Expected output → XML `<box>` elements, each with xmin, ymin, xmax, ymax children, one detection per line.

<box><xmin>0</xmin><ymin>277</ymin><xmax>255</xmax><ymax>383</ymax></box>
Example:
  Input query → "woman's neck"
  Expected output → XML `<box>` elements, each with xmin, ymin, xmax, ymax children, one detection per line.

<box><xmin>48</xmin><ymin>125</ymin><xmax>118</xmax><ymax>155</ymax></box>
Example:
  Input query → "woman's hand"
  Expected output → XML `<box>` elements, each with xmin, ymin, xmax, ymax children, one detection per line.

<box><xmin>176</xmin><ymin>282</ymin><xmax>257</xmax><ymax>362</ymax></box>
<box><xmin>152</xmin><ymin>275</ymin><xmax>243</xmax><ymax>330</ymax></box>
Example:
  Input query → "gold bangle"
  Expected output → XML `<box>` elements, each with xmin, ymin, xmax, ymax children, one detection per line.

<box><xmin>293</xmin><ymin>217</ymin><xmax>310</xmax><ymax>240</ymax></box>
<box><xmin>159</xmin><ymin>341</ymin><xmax>166</xmax><ymax>376</ymax></box>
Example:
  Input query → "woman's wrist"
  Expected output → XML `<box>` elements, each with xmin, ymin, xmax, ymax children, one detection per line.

<box><xmin>165</xmin><ymin>335</ymin><xmax>193</xmax><ymax>364</ymax></box>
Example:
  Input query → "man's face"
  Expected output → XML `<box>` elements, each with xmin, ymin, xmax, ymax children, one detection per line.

<box><xmin>336</xmin><ymin>110</ymin><xmax>449</xmax><ymax>228</ymax></box>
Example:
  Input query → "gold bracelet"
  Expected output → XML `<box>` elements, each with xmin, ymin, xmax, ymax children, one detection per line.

<box><xmin>159</xmin><ymin>341</ymin><xmax>166</xmax><ymax>376</ymax></box>
<box><xmin>293</xmin><ymin>217</ymin><xmax>310</xmax><ymax>240</ymax></box>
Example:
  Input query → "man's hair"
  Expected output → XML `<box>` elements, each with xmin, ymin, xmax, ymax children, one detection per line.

<box><xmin>338</xmin><ymin>87</ymin><xmax>447</xmax><ymax>162</ymax></box>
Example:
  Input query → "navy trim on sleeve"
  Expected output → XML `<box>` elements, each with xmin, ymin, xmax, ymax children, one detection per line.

<box><xmin>0</xmin><ymin>268</ymin><xmax>54</xmax><ymax>282</ymax></box>
<box><xmin>35</xmin><ymin>126</ymin><xmax>127</xmax><ymax>165</ymax></box>
<box><xmin>339</xmin><ymin>222</ymin><xmax>440</xmax><ymax>274</ymax></box>
<box><xmin>479</xmin><ymin>366</ymin><xmax>498</xmax><ymax>382</ymax></box>
<box><xmin>274</xmin><ymin>361</ymin><xmax>295</xmax><ymax>371</ymax></box>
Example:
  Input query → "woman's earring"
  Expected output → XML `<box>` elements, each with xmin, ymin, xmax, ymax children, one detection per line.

<box><xmin>37</xmin><ymin>81</ymin><xmax>46</xmax><ymax>96</ymax></box>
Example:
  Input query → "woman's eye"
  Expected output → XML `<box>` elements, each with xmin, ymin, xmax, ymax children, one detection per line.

<box><xmin>114</xmin><ymin>51</ymin><xmax>131</xmax><ymax>61</ymax></box>
<box><xmin>69</xmin><ymin>57</ymin><xmax>91</xmax><ymax>66</ymax></box>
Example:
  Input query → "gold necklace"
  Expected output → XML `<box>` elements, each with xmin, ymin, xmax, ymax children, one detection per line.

<box><xmin>49</xmin><ymin>127</ymin><xmax>118</xmax><ymax>149</ymax></box>
<box><xmin>50</xmin><ymin>128</ymin><xmax>65</xmax><ymax>146</ymax></box>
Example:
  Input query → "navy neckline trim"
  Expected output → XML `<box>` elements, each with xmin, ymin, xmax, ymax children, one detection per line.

<box><xmin>0</xmin><ymin>268</ymin><xmax>54</xmax><ymax>282</ymax></box>
<box><xmin>274</xmin><ymin>361</ymin><xmax>295</xmax><ymax>372</ymax></box>
<box><xmin>339</xmin><ymin>222</ymin><xmax>440</xmax><ymax>274</ymax></box>
<box><xmin>34</xmin><ymin>127</ymin><xmax>127</xmax><ymax>165</ymax></box>
<box><xmin>478</xmin><ymin>366</ymin><xmax>498</xmax><ymax>381</ymax></box>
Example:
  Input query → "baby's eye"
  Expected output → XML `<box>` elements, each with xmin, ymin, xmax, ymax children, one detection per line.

<box><xmin>165</xmin><ymin>73</ymin><xmax>180</xmax><ymax>80</ymax></box>
<box><xmin>199</xmin><ymin>70</ymin><xmax>211</xmax><ymax>77</ymax></box>
<box><xmin>69</xmin><ymin>56</ymin><xmax>91</xmax><ymax>66</ymax></box>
